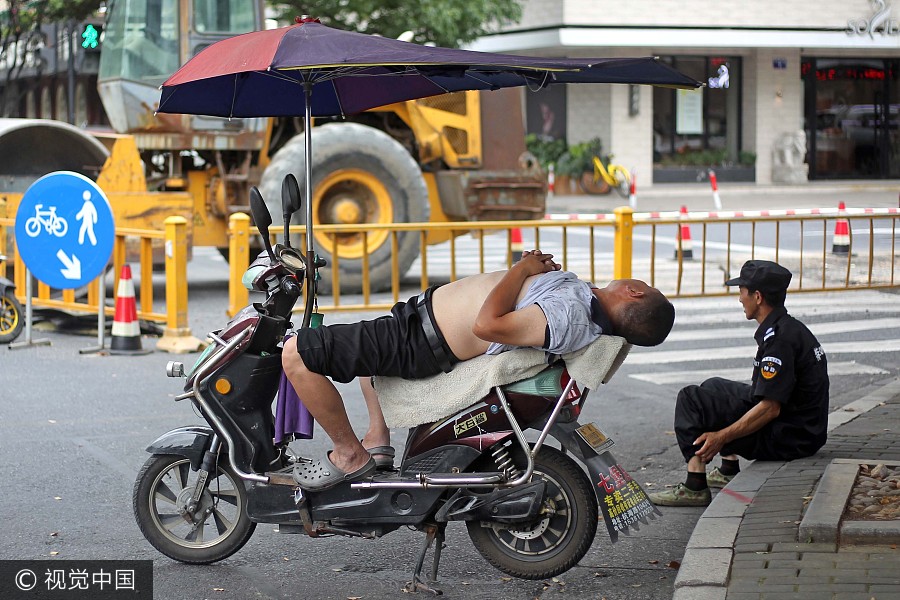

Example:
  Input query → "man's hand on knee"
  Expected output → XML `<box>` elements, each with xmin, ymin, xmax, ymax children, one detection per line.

<box><xmin>693</xmin><ymin>430</ymin><xmax>727</xmax><ymax>463</ymax></box>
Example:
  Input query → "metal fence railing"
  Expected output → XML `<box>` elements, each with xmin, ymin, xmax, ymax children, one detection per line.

<box><xmin>226</xmin><ymin>206</ymin><xmax>900</xmax><ymax>317</ymax></box>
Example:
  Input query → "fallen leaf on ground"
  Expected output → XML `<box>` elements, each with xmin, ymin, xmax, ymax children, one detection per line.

<box><xmin>667</xmin><ymin>560</ymin><xmax>681</xmax><ymax>569</ymax></box>
<box><xmin>648</xmin><ymin>559</ymin><xmax>659</xmax><ymax>565</ymax></box>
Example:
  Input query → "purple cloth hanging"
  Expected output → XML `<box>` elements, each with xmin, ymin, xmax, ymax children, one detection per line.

<box><xmin>274</xmin><ymin>369</ymin><xmax>314</xmax><ymax>444</ymax></box>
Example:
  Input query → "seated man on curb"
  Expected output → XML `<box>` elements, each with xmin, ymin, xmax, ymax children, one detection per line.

<box><xmin>649</xmin><ymin>260</ymin><xmax>829</xmax><ymax>507</ymax></box>
<box><xmin>282</xmin><ymin>250</ymin><xmax>676</xmax><ymax>491</ymax></box>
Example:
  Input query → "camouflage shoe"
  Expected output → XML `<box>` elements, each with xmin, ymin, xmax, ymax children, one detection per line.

<box><xmin>707</xmin><ymin>467</ymin><xmax>736</xmax><ymax>489</ymax></box>
<box><xmin>647</xmin><ymin>483</ymin><xmax>711</xmax><ymax>507</ymax></box>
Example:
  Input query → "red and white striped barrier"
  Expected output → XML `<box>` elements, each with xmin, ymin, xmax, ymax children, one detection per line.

<box><xmin>547</xmin><ymin>163</ymin><xmax>555</xmax><ymax>199</ymax></box>
<box><xmin>628</xmin><ymin>170</ymin><xmax>637</xmax><ymax>209</ymax></box>
<box><xmin>709</xmin><ymin>169</ymin><xmax>722</xmax><ymax>210</ymax></box>
<box><xmin>542</xmin><ymin>206</ymin><xmax>900</xmax><ymax>221</ymax></box>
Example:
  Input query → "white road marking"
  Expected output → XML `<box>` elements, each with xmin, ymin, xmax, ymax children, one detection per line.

<box><xmin>666</xmin><ymin>318</ymin><xmax>900</xmax><ymax>342</ymax></box>
<box><xmin>627</xmin><ymin>338</ymin><xmax>900</xmax><ymax>365</ymax></box>
<box><xmin>629</xmin><ymin>361</ymin><xmax>888</xmax><ymax>385</ymax></box>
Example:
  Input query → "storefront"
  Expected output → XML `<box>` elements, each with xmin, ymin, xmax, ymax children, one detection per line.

<box><xmin>469</xmin><ymin>0</ymin><xmax>900</xmax><ymax>186</ymax></box>
<box><xmin>804</xmin><ymin>58</ymin><xmax>900</xmax><ymax>179</ymax></box>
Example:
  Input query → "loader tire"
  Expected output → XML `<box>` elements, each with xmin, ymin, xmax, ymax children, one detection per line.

<box><xmin>259</xmin><ymin>122</ymin><xmax>428</xmax><ymax>294</ymax></box>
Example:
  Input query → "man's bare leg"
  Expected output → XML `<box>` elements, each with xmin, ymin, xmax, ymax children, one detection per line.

<box><xmin>687</xmin><ymin>455</ymin><xmax>706</xmax><ymax>474</ymax></box>
<box><xmin>282</xmin><ymin>337</ymin><xmax>370</xmax><ymax>474</ymax></box>
<box><xmin>359</xmin><ymin>377</ymin><xmax>390</xmax><ymax>450</ymax></box>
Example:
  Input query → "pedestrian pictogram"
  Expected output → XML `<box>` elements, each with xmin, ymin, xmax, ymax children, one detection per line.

<box><xmin>81</xmin><ymin>24</ymin><xmax>100</xmax><ymax>49</ymax></box>
<box><xmin>14</xmin><ymin>172</ymin><xmax>114</xmax><ymax>290</ymax></box>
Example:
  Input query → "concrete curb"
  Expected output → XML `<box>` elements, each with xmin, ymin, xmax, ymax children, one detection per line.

<box><xmin>671</xmin><ymin>376</ymin><xmax>900</xmax><ymax>599</ymax></box>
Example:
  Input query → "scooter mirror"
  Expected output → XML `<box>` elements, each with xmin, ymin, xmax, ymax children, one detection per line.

<box><xmin>249</xmin><ymin>186</ymin><xmax>276</xmax><ymax>261</ymax></box>
<box><xmin>281</xmin><ymin>174</ymin><xmax>302</xmax><ymax>247</ymax></box>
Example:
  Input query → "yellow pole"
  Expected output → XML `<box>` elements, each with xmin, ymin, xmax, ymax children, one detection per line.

<box><xmin>157</xmin><ymin>216</ymin><xmax>203</xmax><ymax>353</ymax></box>
<box><xmin>227</xmin><ymin>213</ymin><xmax>250</xmax><ymax>317</ymax></box>
<box><xmin>613</xmin><ymin>206</ymin><xmax>633</xmax><ymax>279</ymax></box>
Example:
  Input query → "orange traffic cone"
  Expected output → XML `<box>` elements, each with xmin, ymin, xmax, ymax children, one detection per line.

<box><xmin>832</xmin><ymin>201</ymin><xmax>850</xmax><ymax>255</ymax></box>
<box><xmin>674</xmin><ymin>205</ymin><xmax>694</xmax><ymax>260</ymax></box>
<box><xmin>510</xmin><ymin>227</ymin><xmax>524</xmax><ymax>262</ymax></box>
<box><xmin>110</xmin><ymin>264</ymin><xmax>150</xmax><ymax>355</ymax></box>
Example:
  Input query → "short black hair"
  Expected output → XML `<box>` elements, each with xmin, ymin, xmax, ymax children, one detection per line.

<box><xmin>616</xmin><ymin>290</ymin><xmax>675</xmax><ymax>347</ymax></box>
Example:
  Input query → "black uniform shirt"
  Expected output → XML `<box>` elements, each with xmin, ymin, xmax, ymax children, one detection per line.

<box><xmin>751</xmin><ymin>307</ymin><xmax>830</xmax><ymax>457</ymax></box>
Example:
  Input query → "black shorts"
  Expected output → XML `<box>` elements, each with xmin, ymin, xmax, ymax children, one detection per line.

<box><xmin>294</xmin><ymin>288</ymin><xmax>459</xmax><ymax>384</ymax></box>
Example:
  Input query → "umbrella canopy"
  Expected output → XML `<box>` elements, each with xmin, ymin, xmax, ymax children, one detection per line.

<box><xmin>157</xmin><ymin>19</ymin><xmax>700</xmax><ymax>119</ymax></box>
<box><xmin>156</xmin><ymin>17</ymin><xmax>700</xmax><ymax>327</ymax></box>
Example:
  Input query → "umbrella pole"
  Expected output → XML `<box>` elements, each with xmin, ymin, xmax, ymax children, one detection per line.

<box><xmin>302</xmin><ymin>81</ymin><xmax>315</xmax><ymax>329</ymax></box>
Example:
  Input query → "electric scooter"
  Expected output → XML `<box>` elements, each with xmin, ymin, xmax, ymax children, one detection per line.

<box><xmin>132</xmin><ymin>175</ymin><xmax>659</xmax><ymax>592</ymax></box>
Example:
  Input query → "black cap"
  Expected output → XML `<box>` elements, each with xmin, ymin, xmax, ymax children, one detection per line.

<box><xmin>725</xmin><ymin>260</ymin><xmax>792</xmax><ymax>294</ymax></box>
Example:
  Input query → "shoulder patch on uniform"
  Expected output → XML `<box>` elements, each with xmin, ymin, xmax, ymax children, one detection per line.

<box><xmin>763</xmin><ymin>326</ymin><xmax>775</xmax><ymax>341</ymax></box>
<box><xmin>760</xmin><ymin>355</ymin><xmax>782</xmax><ymax>379</ymax></box>
<box><xmin>814</xmin><ymin>346</ymin><xmax>825</xmax><ymax>362</ymax></box>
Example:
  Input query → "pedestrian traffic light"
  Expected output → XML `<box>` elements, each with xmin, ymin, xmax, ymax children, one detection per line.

<box><xmin>81</xmin><ymin>24</ymin><xmax>102</xmax><ymax>52</ymax></box>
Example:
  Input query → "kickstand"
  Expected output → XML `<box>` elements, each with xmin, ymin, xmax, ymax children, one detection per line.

<box><xmin>403</xmin><ymin>523</ymin><xmax>445</xmax><ymax>595</ymax></box>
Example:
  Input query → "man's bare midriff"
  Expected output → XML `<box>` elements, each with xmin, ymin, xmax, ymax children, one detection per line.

<box><xmin>431</xmin><ymin>270</ymin><xmax>544</xmax><ymax>361</ymax></box>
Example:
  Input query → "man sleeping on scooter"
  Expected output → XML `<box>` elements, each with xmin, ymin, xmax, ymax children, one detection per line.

<box><xmin>282</xmin><ymin>250</ymin><xmax>675</xmax><ymax>491</ymax></box>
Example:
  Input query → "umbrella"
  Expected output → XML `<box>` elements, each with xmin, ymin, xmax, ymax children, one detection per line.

<box><xmin>156</xmin><ymin>17</ymin><xmax>701</xmax><ymax>325</ymax></box>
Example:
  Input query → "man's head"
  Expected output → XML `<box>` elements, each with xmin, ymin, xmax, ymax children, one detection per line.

<box><xmin>726</xmin><ymin>260</ymin><xmax>792</xmax><ymax>311</ymax></box>
<box><xmin>599</xmin><ymin>279</ymin><xmax>675</xmax><ymax>347</ymax></box>
<box><xmin>725</xmin><ymin>260</ymin><xmax>791</xmax><ymax>321</ymax></box>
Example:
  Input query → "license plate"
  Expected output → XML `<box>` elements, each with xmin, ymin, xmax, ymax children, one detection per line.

<box><xmin>576</xmin><ymin>422</ymin><xmax>615</xmax><ymax>453</ymax></box>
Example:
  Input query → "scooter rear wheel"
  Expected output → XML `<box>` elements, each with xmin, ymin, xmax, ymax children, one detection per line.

<box><xmin>466</xmin><ymin>445</ymin><xmax>597</xmax><ymax>579</ymax></box>
<box><xmin>133</xmin><ymin>454</ymin><xmax>256</xmax><ymax>564</ymax></box>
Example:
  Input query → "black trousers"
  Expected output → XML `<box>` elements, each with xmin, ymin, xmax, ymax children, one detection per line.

<box><xmin>674</xmin><ymin>377</ymin><xmax>781</xmax><ymax>463</ymax></box>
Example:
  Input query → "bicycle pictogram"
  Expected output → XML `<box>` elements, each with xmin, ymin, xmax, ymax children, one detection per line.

<box><xmin>24</xmin><ymin>204</ymin><xmax>69</xmax><ymax>238</ymax></box>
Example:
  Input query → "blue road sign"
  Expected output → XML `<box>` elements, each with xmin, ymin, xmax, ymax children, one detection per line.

<box><xmin>14</xmin><ymin>171</ymin><xmax>114</xmax><ymax>289</ymax></box>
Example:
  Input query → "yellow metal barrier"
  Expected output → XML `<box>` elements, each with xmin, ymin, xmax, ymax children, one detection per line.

<box><xmin>226</xmin><ymin>207</ymin><xmax>900</xmax><ymax>317</ymax></box>
<box><xmin>0</xmin><ymin>212</ymin><xmax>201</xmax><ymax>353</ymax></box>
<box><xmin>631</xmin><ymin>208</ymin><xmax>900</xmax><ymax>298</ymax></box>
<box><xmin>157</xmin><ymin>216</ymin><xmax>203</xmax><ymax>353</ymax></box>
<box><xmin>227</xmin><ymin>213</ymin><xmax>251</xmax><ymax>318</ymax></box>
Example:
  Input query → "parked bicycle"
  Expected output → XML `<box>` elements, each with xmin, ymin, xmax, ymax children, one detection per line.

<box><xmin>579</xmin><ymin>154</ymin><xmax>632</xmax><ymax>198</ymax></box>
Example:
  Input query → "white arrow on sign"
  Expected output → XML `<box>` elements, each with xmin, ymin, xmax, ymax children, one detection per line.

<box><xmin>57</xmin><ymin>249</ymin><xmax>82</xmax><ymax>280</ymax></box>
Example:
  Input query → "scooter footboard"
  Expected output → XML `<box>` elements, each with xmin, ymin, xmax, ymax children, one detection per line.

<box><xmin>145</xmin><ymin>425</ymin><xmax>214</xmax><ymax>471</ymax></box>
<box><xmin>549</xmin><ymin>421</ymin><xmax>661</xmax><ymax>542</ymax></box>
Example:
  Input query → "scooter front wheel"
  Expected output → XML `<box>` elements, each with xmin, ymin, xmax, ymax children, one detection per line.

<box><xmin>133</xmin><ymin>454</ymin><xmax>256</xmax><ymax>564</ymax></box>
<box><xmin>466</xmin><ymin>445</ymin><xmax>598</xmax><ymax>579</ymax></box>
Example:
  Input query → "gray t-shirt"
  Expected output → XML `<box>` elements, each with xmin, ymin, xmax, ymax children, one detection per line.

<box><xmin>485</xmin><ymin>270</ymin><xmax>602</xmax><ymax>356</ymax></box>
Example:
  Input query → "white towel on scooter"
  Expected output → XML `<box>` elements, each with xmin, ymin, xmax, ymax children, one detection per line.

<box><xmin>374</xmin><ymin>335</ymin><xmax>630</xmax><ymax>428</ymax></box>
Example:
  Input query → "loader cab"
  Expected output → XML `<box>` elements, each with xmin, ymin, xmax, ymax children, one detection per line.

<box><xmin>98</xmin><ymin>0</ymin><xmax>266</xmax><ymax>145</ymax></box>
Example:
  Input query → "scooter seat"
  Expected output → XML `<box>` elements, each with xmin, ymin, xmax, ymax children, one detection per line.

<box><xmin>374</xmin><ymin>335</ymin><xmax>629</xmax><ymax>428</ymax></box>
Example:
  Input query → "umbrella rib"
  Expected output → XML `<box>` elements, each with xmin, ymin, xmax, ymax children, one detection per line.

<box><xmin>230</xmin><ymin>74</ymin><xmax>238</xmax><ymax>118</ymax></box>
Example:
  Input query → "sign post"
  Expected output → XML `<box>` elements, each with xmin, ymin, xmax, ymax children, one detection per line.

<box><xmin>11</xmin><ymin>172</ymin><xmax>115</xmax><ymax>352</ymax></box>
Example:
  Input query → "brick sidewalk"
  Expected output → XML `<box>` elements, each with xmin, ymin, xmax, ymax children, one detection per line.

<box><xmin>674</xmin><ymin>378</ymin><xmax>900</xmax><ymax>600</ymax></box>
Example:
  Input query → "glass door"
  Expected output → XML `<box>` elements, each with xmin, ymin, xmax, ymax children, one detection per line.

<box><xmin>804</xmin><ymin>58</ymin><xmax>898</xmax><ymax>179</ymax></box>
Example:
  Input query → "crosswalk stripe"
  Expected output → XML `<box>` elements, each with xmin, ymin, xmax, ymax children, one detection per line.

<box><xmin>627</xmin><ymin>338</ymin><xmax>900</xmax><ymax>365</ymax></box>
<box><xmin>674</xmin><ymin>303</ymin><xmax>900</xmax><ymax>325</ymax></box>
<box><xmin>666</xmin><ymin>318</ymin><xmax>900</xmax><ymax>342</ymax></box>
<box><xmin>629</xmin><ymin>361</ymin><xmax>889</xmax><ymax>385</ymax></box>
